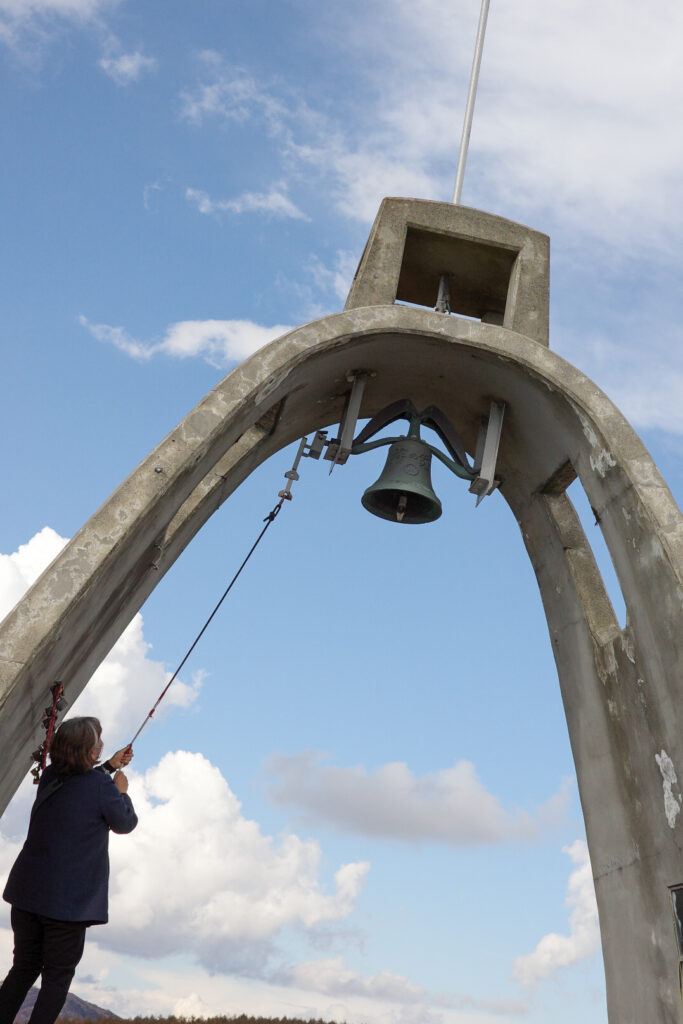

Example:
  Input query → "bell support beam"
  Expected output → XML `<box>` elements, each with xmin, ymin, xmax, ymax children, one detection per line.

<box><xmin>0</xmin><ymin>302</ymin><xmax>681</xmax><ymax>1019</ymax></box>
<box><xmin>469</xmin><ymin>400</ymin><xmax>505</xmax><ymax>503</ymax></box>
<box><xmin>337</xmin><ymin>371</ymin><xmax>368</xmax><ymax>461</ymax></box>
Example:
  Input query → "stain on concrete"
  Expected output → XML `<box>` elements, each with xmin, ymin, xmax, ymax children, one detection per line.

<box><xmin>655</xmin><ymin>750</ymin><xmax>682</xmax><ymax>829</ymax></box>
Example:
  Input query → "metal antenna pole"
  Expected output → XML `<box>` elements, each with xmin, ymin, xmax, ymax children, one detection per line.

<box><xmin>452</xmin><ymin>0</ymin><xmax>491</xmax><ymax>204</ymax></box>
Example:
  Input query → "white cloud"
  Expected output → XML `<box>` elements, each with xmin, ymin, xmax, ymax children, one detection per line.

<box><xmin>292</xmin><ymin>138</ymin><xmax>442</xmax><ymax>225</ymax></box>
<box><xmin>512</xmin><ymin>839</ymin><xmax>600</xmax><ymax>985</ymax></box>
<box><xmin>0</xmin><ymin>527</ymin><xmax>201</xmax><ymax>762</ymax></box>
<box><xmin>0</xmin><ymin>526</ymin><xmax>68</xmax><ymax>619</ymax></box>
<box><xmin>0</xmin><ymin>761</ymin><xmax>368</xmax><ymax>997</ymax></box>
<box><xmin>179</xmin><ymin>51</ymin><xmax>288</xmax><ymax>131</ymax></box>
<box><xmin>307</xmin><ymin>250</ymin><xmax>358</xmax><ymax>304</ymax></box>
<box><xmin>272</xmin><ymin>249</ymin><xmax>358</xmax><ymax>322</ymax></box>
<box><xmin>77</xmin><ymin>317</ymin><xmax>151</xmax><ymax>360</ymax></box>
<box><xmin>279</xmin><ymin>958</ymin><xmax>527</xmax><ymax>1019</ymax></box>
<box><xmin>99</xmin><ymin>50</ymin><xmax>157</xmax><ymax>85</ymax></box>
<box><xmin>101</xmin><ymin>751</ymin><xmax>369</xmax><ymax>969</ymax></box>
<box><xmin>63</xmin><ymin>947</ymin><xmax>523</xmax><ymax>1024</ymax></box>
<box><xmin>284</xmin><ymin>957</ymin><xmax>424</xmax><ymax>1002</ymax></box>
<box><xmin>74</xmin><ymin>615</ymin><xmax>202</xmax><ymax>746</ymax></box>
<box><xmin>177</xmin><ymin>6</ymin><xmax>683</xmax><ymax>249</ymax></box>
<box><xmin>143</xmin><ymin>180</ymin><xmax>162</xmax><ymax>210</ymax></box>
<box><xmin>324</xmin><ymin>0</ymin><xmax>683</xmax><ymax>247</ymax></box>
<box><xmin>471</xmin><ymin>1</ymin><xmax>683</xmax><ymax>240</ymax></box>
<box><xmin>0</xmin><ymin>0</ymin><xmax>114</xmax><ymax>47</ymax></box>
<box><xmin>557</xmin><ymin>320</ymin><xmax>683</xmax><ymax>437</ymax></box>
<box><xmin>186</xmin><ymin>184</ymin><xmax>308</xmax><ymax>221</ymax></box>
<box><xmin>267</xmin><ymin>752</ymin><xmax>570</xmax><ymax>845</ymax></box>
<box><xmin>180</xmin><ymin>51</ymin><xmax>442</xmax><ymax>225</ymax></box>
<box><xmin>79</xmin><ymin>314</ymin><xmax>292</xmax><ymax>367</ymax></box>
<box><xmin>0</xmin><ymin>0</ymin><xmax>109</xmax><ymax>17</ymax></box>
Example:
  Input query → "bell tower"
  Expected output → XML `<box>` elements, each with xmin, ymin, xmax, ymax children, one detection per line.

<box><xmin>0</xmin><ymin>197</ymin><xmax>681</xmax><ymax>1023</ymax></box>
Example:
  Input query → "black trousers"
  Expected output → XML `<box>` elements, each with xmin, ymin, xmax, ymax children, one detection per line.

<box><xmin>0</xmin><ymin>907</ymin><xmax>87</xmax><ymax>1024</ymax></box>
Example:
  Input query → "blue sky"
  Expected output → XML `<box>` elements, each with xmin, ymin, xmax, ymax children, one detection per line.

<box><xmin>0</xmin><ymin>1</ymin><xmax>681</xmax><ymax>1022</ymax></box>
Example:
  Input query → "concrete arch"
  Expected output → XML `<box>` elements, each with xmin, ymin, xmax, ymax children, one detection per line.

<box><xmin>1</xmin><ymin>303</ymin><xmax>682</xmax><ymax>1021</ymax></box>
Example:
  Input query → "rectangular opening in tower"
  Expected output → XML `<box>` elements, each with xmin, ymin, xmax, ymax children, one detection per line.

<box><xmin>566</xmin><ymin>476</ymin><xmax>628</xmax><ymax>629</ymax></box>
<box><xmin>669</xmin><ymin>884</ymin><xmax>683</xmax><ymax>1001</ymax></box>
<box><xmin>396</xmin><ymin>226</ymin><xmax>518</xmax><ymax>321</ymax></box>
<box><xmin>670</xmin><ymin>885</ymin><xmax>683</xmax><ymax>955</ymax></box>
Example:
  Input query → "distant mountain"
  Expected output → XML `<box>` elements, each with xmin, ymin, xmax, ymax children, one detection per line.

<box><xmin>17</xmin><ymin>988</ymin><xmax>119</xmax><ymax>1021</ymax></box>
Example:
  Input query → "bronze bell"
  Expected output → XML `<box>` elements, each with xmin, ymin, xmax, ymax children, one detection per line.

<box><xmin>361</xmin><ymin>438</ymin><xmax>442</xmax><ymax>524</ymax></box>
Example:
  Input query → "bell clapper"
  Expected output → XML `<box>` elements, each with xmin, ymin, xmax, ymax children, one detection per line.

<box><xmin>396</xmin><ymin>495</ymin><xmax>408</xmax><ymax>522</ymax></box>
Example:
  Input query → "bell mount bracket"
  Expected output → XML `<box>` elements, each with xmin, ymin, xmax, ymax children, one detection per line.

<box><xmin>306</xmin><ymin>373</ymin><xmax>506</xmax><ymax>505</ymax></box>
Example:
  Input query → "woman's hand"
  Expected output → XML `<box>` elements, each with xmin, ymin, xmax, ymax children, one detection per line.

<box><xmin>113</xmin><ymin>771</ymin><xmax>128</xmax><ymax>794</ymax></box>
<box><xmin>108</xmin><ymin>745</ymin><xmax>133</xmax><ymax>770</ymax></box>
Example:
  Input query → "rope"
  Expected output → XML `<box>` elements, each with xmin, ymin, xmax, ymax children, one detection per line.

<box><xmin>127</xmin><ymin>494</ymin><xmax>290</xmax><ymax>747</ymax></box>
<box><xmin>28</xmin><ymin>438</ymin><xmax>311</xmax><ymax>780</ymax></box>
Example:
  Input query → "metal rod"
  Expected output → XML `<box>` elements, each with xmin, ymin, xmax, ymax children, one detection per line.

<box><xmin>339</xmin><ymin>374</ymin><xmax>368</xmax><ymax>455</ymax></box>
<box><xmin>435</xmin><ymin>273</ymin><xmax>451</xmax><ymax>314</ymax></box>
<box><xmin>452</xmin><ymin>0</ymin><xmax>491</xmax><ymax>205</ymax></box>
<box><xmin>328</xmin><ymin>372</ymin><xmax>368</xmax><ymax>473</ymax></box>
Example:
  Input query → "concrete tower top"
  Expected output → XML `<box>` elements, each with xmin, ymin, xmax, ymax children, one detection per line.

<box><xmin>345</xmin><ymin>197</ymin><xmax>550</xmax><ymax>347</ymax></box>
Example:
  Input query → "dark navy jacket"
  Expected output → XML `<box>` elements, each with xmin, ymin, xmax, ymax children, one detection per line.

<box><xmin>3</xmin><ymin>764</ymin><xmax>137</xmax><ymax>924</ymax></box>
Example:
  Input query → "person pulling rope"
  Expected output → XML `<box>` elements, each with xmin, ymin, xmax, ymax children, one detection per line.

<box><xmin>1</xmin><ymin>718</ymin><xmax>137</xmax><ymax>1024</ymax></box>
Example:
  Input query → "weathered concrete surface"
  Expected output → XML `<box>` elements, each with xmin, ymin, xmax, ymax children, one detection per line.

<box><xmin>0</xmin><ymin>210</ymin><xmax>682</xmax><ymax>1023</ymax></box>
